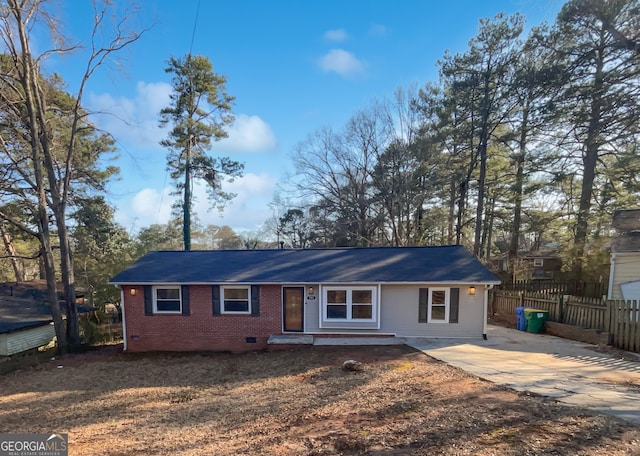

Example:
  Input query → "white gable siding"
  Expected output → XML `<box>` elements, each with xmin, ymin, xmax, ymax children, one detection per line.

<box><xmin>610</xmin><ymin>253</ymin><xmax>640</xmax><ymax>299</ymax></box>
<box><xmin>0</xmin><ymin>323</ymin><xmax>55</xmax><ymax>356</ymax></box>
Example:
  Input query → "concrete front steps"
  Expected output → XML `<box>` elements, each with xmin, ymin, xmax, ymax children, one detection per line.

<box><xmin>267</xmin><ymin>334</ymin><xmax>404</xmax><ymax>346</ymax></box>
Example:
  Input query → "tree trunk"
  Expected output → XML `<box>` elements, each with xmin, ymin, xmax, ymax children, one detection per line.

<box><xmin>184</xmin><ymin>140</ymin><xmax>192</xmax><ymax>251</ymax></box>
<box><xmin>485</xmin><ymin>195</ymin><xmax>495</xmax><ymax>261</ymax></box>
<box><xmin>11</xmin><ymin>0</ymin><xmax>67</xmax><ymax>351</ymax></box>
<box><xmin>473</xmin><ymin>70</ymin><xmax>492</xmax><ymax>258</ymax></box>
<box><xmin>574</xmin><ymin>36</ymin><xmax>605</xmax><ymax>279</ymax></box>
<box><xmin>0</xmin><ymin>224</ymin><xmax>24</xmax><ymax>282</ymax></box>
<box><xmin>509</xmin><ymin>100</ymin><xmax>529</xmax><ymax>277</ymax></box>
<box><xmin>448</xmin><ymin>176</ymin><xmax>456</xmax><ymax>245</ymax></box>
<box><xmin>473</xmin><ymin>136</ymin><xmax>488</xmax><ymax>257</ymax></box>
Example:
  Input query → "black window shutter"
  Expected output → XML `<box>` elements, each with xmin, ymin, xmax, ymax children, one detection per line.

<box><xmin>144</xmin><ymin>285</ymin><xmax>153</xmax><ymax>316</ymax></box>
<box><xmin>449</xmin><ymin>288</ymin><xmax>460</xmax><ymax>323</ymax></box>
<box><xmin>212</xmin><ymin>285</ymin><xmax>220</xmax><ymax>315</ymax></box>
<box><xmin>251</xmin><ymin>285</ymin><xmax>260</xmax><ymax>316</ymax></box>
<box><xmin>418</xmin><ymin>288</ymin><xmax>428</xmax><ymax>323</ymax></box>
<box><xmin>181</xmin><ymin>285</ymin><xmax>190</xmax><ymax>316</ymax></box>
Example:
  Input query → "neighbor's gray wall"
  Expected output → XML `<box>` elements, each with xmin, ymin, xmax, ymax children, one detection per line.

<box><xmin>610</xmin><ymin>254</ymin><xmax>640</xmax><ymax>300</ymax></box>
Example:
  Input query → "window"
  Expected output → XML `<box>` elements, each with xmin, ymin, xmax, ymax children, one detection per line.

<box><xmin>323</xmin><ymin>286</ymin><xmax>376</xmax><ymax>321</ymax></box>
<box><xmin>419</xmin><ymin>288</ymin><xmax>459</xmax><ymax>324</ymax></box>
<box><xmin>154</xmin><ymin>286</ymin><xmax>182</xmax><ymax>313</ymax></box>
<box><xmin>428</xmin><ymin>288</ymin><xmax>449</xmax><ymax>323</ymax></box>
<box><xmin>533</xmin><ymin>258</ymin><xmax>544</xmax><ymax>267</ymax></box>
<box><xmin>221</xmin><ymin>286</ymin><xmax>251</xmax><ymax>314</ymax></box>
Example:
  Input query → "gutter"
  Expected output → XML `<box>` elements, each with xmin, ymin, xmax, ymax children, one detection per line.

<box><xmin>115</xmin><ymin>286</ymin><xmax>127</xmax><ymax>351</ymax></box>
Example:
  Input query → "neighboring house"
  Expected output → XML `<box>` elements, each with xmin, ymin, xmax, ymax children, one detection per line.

<box><xmin>521</xmin><ymin>250</ymin><xmax>563</xmax><ymax>280</ymax></box>
<box><xmin>0</xmin><ymin>282</ymin><xmax>92</xmax><ymax>356</ymax></box>
<box><xmin>109</xmin><ymin>245</ymin><xmax>501</xmax><ymax>353</ymax></box>
<box><xmin>608</xmin><ymin>209</ymin><xmax>640</xmax><ymax>300</ymax></box>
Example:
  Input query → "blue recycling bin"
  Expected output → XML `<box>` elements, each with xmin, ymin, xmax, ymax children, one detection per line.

<box><xmin>515</xmin><ymin>306</ymin><xmax>528</xmax><ymax>331</ymax></box>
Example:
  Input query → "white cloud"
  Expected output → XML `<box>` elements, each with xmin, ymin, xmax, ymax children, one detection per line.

<box><xmin>192</xmin><ymin>173</ymin><xmax>278</xmax><ymax>231</ymax></box>
<box><xmin>369</xmin><ymin>24</ymin><xmax>388</xmax><ymax>36</ymax></box>
<box><xmin>87</xmin><ymin>81</ymin><xmax>172</xmax><ymax>149</ymax></box>
<box><xmin>214</xmin><ymin>114</ymin><xmax>277</xmax><ymax>153</ymax></box>
<box><xmin>117</xmin><ymin>173</ymin><xmax>278</xmax><ymax>233</ymax></box>
<box><xmin>88</xmin><ymin>84</ymin><xmax>276</xmax><ymax>153</ymax></box>
<box><xmin>323</xmin><ymin>29</ymin><xmax>348</xmax><ymax>42</ymax></box>
<box><xmin>318</xmin><ymin>49</ymin><xmax>366</xmax><ymax>78</ymax></box>
<box><xmin>115</xmin><ymin>187</ymin><xmax>174</xmax><ymax>231</ymax></box>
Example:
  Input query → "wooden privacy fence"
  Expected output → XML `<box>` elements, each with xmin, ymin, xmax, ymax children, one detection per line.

<box><xmin>498</xmin><ymin>279</ymin><xmax>607</xmax><ymax>299</ymax></box>
<box><xmin>608</xmin><ymin>300</ymin><xmax>640</xmax><ymax>353</ymax></box>
<box><xmin>491</xmin><ymin>290</ymin><xmax>640</xmax><ymax>353</ymax></box>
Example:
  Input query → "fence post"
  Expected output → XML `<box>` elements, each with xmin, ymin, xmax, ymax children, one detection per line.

<box><xmin>558</xmin><ymin>294</ymin><xmax>564</xmax><ymax>323</ymax></box>
<box><xmin>519</xmin><ymin>292</ymin><xmax>524</xmax><ymax>308</ymax></box>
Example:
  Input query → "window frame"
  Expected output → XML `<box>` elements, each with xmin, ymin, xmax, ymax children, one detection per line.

<box><xmin>427</xmin><ymin>287</ymin><xmax>449</xmax><ymax>323</ymax></box>
<box><xmin>322</xmin><ymin>286</ymin><xmax>377</xmax><ymax>322</ymax></box>
<box><xmin>153</xmin><ymin>286</ymin><xmax>182</xmax><ymax>314</ymax></box>
<box><xmin>533</xmin><ymin>258</ymin><xmax>544</xmax><ymax>267</ymax></box>
<box><xmin>221</xmin><ymin>285</ymin><xmax>252</xmax><ymax>315</ymax></box>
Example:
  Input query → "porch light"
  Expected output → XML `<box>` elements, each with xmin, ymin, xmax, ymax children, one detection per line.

<box><xmin>308</xmin><ymin>286</ymin><xmax>314</xmax><ymax>295</ymax></box>
<box><xmin>468</xmin><ymin>286</ymin><xmax>476</xmax><ymax>296</ymax></box>
<box><xmin>130</xmin><ymin>287</ymin><xmax>137</xmax><ymax>296</ymax></box>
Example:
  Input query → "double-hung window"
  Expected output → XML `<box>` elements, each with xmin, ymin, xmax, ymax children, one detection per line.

<box><xmin>154</xmin><ymin>286</ymin><xmax>182</xmax><ymax>313</ymax></box>
<box><xmin>221</xmin><ymin>286</ymin><xmax>251</xmax><ymax>314</ymax></box>
<box><xmin>419</xmin><ymin>287</ymin><xmax>459</xmax><ymax>324</ymax></box>
<box><xmin>428</xmin><ymin>288</ymin><xmax>449</xmax><ymax>323</ymax></box>
<box><xmin>323</xmin><ymin>286</ymin><xmax>376</xmax><ymax>321</ymax></box>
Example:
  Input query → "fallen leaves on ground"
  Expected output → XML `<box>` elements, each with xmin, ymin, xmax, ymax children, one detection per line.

<box><xmin>1</xmin><ymin>345</ymin><xmax>639</xmax><ymax>455</ymax></box>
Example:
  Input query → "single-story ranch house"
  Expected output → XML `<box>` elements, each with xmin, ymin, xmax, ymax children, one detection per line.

<box><xmin>109</xmin><ymin>245</ymin><xmax>500</xmax><ymax>352</ymax></box>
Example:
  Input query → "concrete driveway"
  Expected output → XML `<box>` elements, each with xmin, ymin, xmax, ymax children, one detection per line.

<box><xmin>404</xmin><ymin>325</ymin><xmax>640</xmax><ymax>424</ymax></box>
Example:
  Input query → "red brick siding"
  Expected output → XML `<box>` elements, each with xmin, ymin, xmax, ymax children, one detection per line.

<box><xmin>123</xmin><ymin>285</ymin><xmax>282</xmax><ymax>353</ymax></box>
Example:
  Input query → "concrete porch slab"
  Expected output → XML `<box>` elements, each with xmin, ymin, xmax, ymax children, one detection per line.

<box><xmin>267</xmin><ymin>334</ymin><xmax>314</xmax><ymax>345</ymax></box>
<box><xmin>313</xmin><ymin>337</ymin><xmax>405</xmax><ymax>346</ymax></box>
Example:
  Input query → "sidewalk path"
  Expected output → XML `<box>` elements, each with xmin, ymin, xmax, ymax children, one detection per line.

<box><xmin>404</xmin><ymin>325</ymin><xmax>640</xmax><ymax>424</ymax></box>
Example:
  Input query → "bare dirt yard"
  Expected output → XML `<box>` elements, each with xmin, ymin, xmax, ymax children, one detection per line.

<box><xmin>1</xmin><ymin>344</ymin><xmax>639</xmax><ymax>455</ymax></box>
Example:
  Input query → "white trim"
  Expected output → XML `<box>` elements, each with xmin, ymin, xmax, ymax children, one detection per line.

<box><xmin>109</xmin><ymin>280</ymin><xmax>502</xmax><ymax>286</ymax></box>
<box><xmin>608</xmin><ymin>251</ymin><xmax>640</xmax><ymax>257</ymax></box>
<box><xmin>608</xmin><ymin>253</ymin><xmax>616</xmax><ymax>300</ymax></box>
<box><xmin>220</xmin><ymin>285</ymin><xmax>252</xmax><ymax>315</ymax></box>
<box><xmin>153</xmin><ymin>285</ymin><xmax>182</xmax><ymax>314</ymax></box>
<box><xmin>321</xmin><ymin>286</ymin><xmax>378</xmax><ymax>325</ymax></box>
<box><xmin>318</xmin><ymin>284</ymin><xmax>323</xmax><ymax>330</ymax></box>
<box><xmin>427</xmin><ymin>287</ymin><xmax>450</xmax><ymax>323</ymax></box>
<box><xmin>377</xmin><ymin>284</ymin><xmax>382</xmax><ymax>330</ymax></box>
<box><xmin>533</xmin><ymin>258</ymin><xmax>544</xmax><ymax>267</ymax></box>
<box><xmin>120</xmin><ymin>288</ymin><xmax>127</xmax><ymax>351</ymax></box>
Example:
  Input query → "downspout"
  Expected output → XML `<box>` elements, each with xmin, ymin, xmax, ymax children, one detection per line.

<box><xmin>120</xmin><ymin>287</ymin><xmax>127</xmax><ymax>351</ymax></box>
<box><xmin>607</xmin><ymin>253</ymin><xmax>616</xmax><ymax>300</ymax></box>
<box><xmin>483</xmin><ymin>284</ymin><xmax>494</xmax><ymax>340</ymax></box>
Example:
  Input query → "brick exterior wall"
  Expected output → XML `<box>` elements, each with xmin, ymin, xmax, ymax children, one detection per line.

<box><xmin>123</xmin><ymin>285</ymin><xmax>282</xmax><ymax>353</ymax></box>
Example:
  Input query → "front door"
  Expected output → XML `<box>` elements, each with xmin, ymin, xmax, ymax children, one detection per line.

<box><xmin>283</xmin><ymin>287</ymin><xmax>304</xmax><ymax>332</ymax></box>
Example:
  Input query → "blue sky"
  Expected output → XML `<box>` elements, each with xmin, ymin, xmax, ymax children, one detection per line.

<box><xmin>51</xmin><ymin>0</ymin><xmax>562</xmax><ymax>235</ymax></box>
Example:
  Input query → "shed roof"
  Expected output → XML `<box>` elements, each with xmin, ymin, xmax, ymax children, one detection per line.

<box><xmin>0</xmin><ymin>283</ymin><xmax>95</xmax><ymax>334</ymax></box>
<box><xmin>109</xmin><ymin>245</ymin><xmax>500</xmax><ymax>285</ymax></box>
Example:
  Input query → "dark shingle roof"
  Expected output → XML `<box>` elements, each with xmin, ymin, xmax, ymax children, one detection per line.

<box><xmin>0</xmin><ymin>297</ymin><xmax>52</xmax><ymax>333</ymax></box>
<box><xmin>0</xmin><ymin>283</ymin><xmax>96</xmax><ymax>334</ymax></box>
<box><xmin>109</xmin><ymin>245</ymin><xmax>500</xmax><ymax>285</ymax></box>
